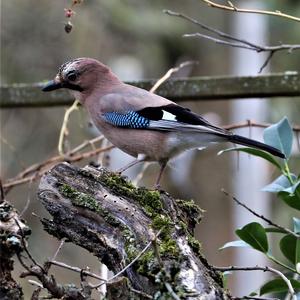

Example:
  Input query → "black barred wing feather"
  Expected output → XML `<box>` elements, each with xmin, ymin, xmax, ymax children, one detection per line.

<box><xmin>138</xmin><ymin>104</ymin><xmax>229</xmax><ymax>135</ymax></box>
<box><xmin>103</xmin><ymin>103</ymin><xmax>229</xmax><ymax>136</ymax></box>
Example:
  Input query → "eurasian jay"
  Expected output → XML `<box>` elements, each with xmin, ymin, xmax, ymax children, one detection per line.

<box><xmin>42</xmin><ymin>58</ymin><xmax>285</xmax><ymax>187</ymax></box>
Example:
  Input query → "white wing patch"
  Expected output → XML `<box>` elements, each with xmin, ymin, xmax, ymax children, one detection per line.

<box><xmin>162</xmin><ymin>110</ymin><xmax>177</xmax><ymax>121</ymax></box>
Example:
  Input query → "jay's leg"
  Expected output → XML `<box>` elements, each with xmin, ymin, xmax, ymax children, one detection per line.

<box><xmin>154</xmin><ymin>160</ymin><xmax>168</xmax><ymax>189</ymax></box>
<box><xmin>117</xmin><ymin>154</ymin><xmax>146</xmax><ymax>174</ymax></box>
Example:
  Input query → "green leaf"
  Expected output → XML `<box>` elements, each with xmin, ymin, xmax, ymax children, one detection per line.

<box><xmin>263</xmin><ymin>117</ymin><xmax>293</xmax><ymax>159</ymax></box>
<box><xmin>278</xmin><ymin>181</ymin><xmax>300</xmax><ymax>210</ymax></box>
<box><xmin>260</xmin><ymin>278</ymin><xmax>300</xmax><ymax>295</ymax></box>
<box><xmin>280</xmin><ymin>234</ymin><xmax>300</xmax><ymax>265</ymax></box>
<box><xmin>262</xmin><ymin>174</ymin><xmax>296</xmax><ymax>193</ymax></box>
<box><xmin>236</xmin><ymin>222</ymin><xmax>269</xmax><ymax>253</ymax></box>
<box><xmin>218</xmin><ymin>147</ymin><xmax>281</xmax><ymax>170</ymax></box>
<box><xmin>293</xmin><ymin>217</ymin><xmax>300</xmax><ymax>233</ymax></box>
<box><xmin>219</xmin><ymin>240</ymin><xmax>251</xmax><ymax>250</ymax></box>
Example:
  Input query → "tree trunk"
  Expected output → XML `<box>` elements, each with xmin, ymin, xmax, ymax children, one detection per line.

<box><xmin>38</xmin><ymin>162</ymin><xmax>229</xmax><ymax>299</ymax></box>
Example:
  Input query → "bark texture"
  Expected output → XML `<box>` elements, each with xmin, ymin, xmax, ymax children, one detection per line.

<box><xmin>38</xmin><ymin>162</ymin><xmax>229</xmax><ymax>299</ymax></box>
<box><xmin>0</xmin><ymin>201</ymin><xmax>30</xmax><ymax>300</ymax></box>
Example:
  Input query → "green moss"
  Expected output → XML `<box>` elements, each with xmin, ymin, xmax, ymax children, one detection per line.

<box><xmin>178</xmin><ymin>221</ymin><xmax>188</xmax><ymax>232</ymax></box>
<box><xmin>59</xmin><ymin>184</ymin><xmax>121</xmax><ymax>227</ymax></box>
<box><xmin>151</xmin><ymin>215</ymin><xmax>173</xmax><ymax>237</ymax></box>
<box><xmin>159</xmin><ymin>239</ymin><xmax>179</xmax><ymax>257</ymax></box>
<box><xmin>99</xmin><ymin>172</ymin><xmax>163</xmax><ymax>216</ymax></box>
<box><xmin>175</xmin><ymin>199</ymin><xmax>203</xmax><ymax>224</ymax></box>
<box><xmin>136</xmin><ymin>250</ymin><xmax>156</xmax><ymax>275</ymax></box>
<box><xmin>187</xmin><ymin>235</ymin><xmax>202</xmax><ymax>255</ymax></box>
<box><xmin>60</xmin><ymin>184</ymin><xmax>102</xmax><ymax>213</ymax></box>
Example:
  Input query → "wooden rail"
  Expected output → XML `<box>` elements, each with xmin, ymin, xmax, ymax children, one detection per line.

<box><xmin>1</xmin><ymin>73</ymin><xmax>299</xmax><ymax>108</ymax></box>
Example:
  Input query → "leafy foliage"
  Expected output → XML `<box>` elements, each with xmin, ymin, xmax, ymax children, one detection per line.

<box><xmin>236</xmin><ymin>222</ymin><xmax>269</xmax><ymax>253</ymax></box>
<box><xmin>263</xmin><ymin>117</ymin><xmax>293</xmax><ymax>159</ymax></box>
<box><xmin>220</xmin><ymin>117</ymin><xmax>300</xmax><ymax>296</ymax></box>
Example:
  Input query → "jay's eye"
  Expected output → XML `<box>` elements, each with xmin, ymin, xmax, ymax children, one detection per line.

<box><xmin>67</xmin><ymin>71</ymin><xmax>77</xmax><ymax>81</ymax></box>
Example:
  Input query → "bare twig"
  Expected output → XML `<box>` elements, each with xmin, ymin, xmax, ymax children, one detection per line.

<box><xmin>183</xmin><ymin>32</ymin><xmax>256</xmax><ymax>51</ymax></box>
<box><xmin>50</xmin><ymin>260</ymin><xmax>106</xmax><ymax>282</ymax></box>
<box><xmin>164</xmin><ymin>10</ymin><xmax>300</xmax><ymax>72</ymax></box>
<box><xmin>28</xmin><ymin>280</ymin><xmax>44</xmax><ymax>288</ymax></box>
<box><xmin>51</xmin><ymin>239</ymin><xmax>66</xmax><ymax>262</ymax></box>
<box><xmin>199</xmin><ymin>0</ymin><xmax>300</xmax><ymax>22</ymax></box>
<box><xmin>14</xmin><ymin>218</ymin><xmax>45</xmax><ymax>271</ymax></box>
<box><xmin>150</xmin><ymin>61</ymin><xmax>197</xmax><ymax>93</ymax></box>
<box><xmin>258</xmin><ymin>51</ymin><xmax>275</xmax><ymax>74</ymax></box>
<box><xmin>58</xmin><ymin>99</ymin><xmax>80</xmax><ymax>155</ymax></box>
<box><xmin>221</xmin><ymin>189</ymin><xmax>300</xmax><ymax>239</ymax></box>
<box><xmin>3</xmin><ymin>139</ymin><xmax>114</xmax><ymax>190</ymax></box>
<box><xmin>214</xmin><ymin>265</ymin><xmax>296</xmax><ymax>300</ymax></box>
<box><xmin>165</xmin><ymin>282</ymin><xmax>181</xmax><ymax>300</ymax></box>
<box><xmin>223</xmin><ymin>120</ymin><xmax>300</xmax><ymax>132</ymax></box>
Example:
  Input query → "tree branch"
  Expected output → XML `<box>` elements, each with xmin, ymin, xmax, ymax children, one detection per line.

<box><xmin>164</xmin><ymin>10</ymin><xmax>300</xmax><ymax>72</ymax></box>
<box><xmin>214</xmin><ymin>265</ymin><xmax>296</xmax><ymax>300</ymax></box>
<box><xmin>221</xmin><ymin>189</ymin><xmax>300</xmax><ymax>239</ymax></box>
<box><xmin>199</xmin><ymin>0</ymin><xmax>300</xmax><ymax>23</ymax></box>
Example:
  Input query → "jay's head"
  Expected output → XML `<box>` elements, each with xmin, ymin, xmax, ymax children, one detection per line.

<box><xmin>42</xmin><ymin>58</ymin><xmax>118</xmax><ymax>98</ymax></box>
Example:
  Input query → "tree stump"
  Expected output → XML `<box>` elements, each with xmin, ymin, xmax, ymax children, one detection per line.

<box><xmin>38</xmin><ymin>162</ymin><xmax>229</xmax><ymax>299</ymax></box>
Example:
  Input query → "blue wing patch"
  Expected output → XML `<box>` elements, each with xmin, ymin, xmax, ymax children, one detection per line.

<box><xmin>103</xmin><ymin>111</ymin><xmax>150</xmax><ymax>129</ymax></box>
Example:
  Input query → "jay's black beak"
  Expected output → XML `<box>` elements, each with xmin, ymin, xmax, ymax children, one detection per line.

<box><xmin>42</xmin><ymin>80</ymin><xmax>63</xmax><ymax>92</ymax></box>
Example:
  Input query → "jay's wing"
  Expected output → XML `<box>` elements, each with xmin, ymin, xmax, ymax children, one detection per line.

<box><xmin>100</xmin><ymin>90</ymin><xmax>229</xmax><ymax>137</ymax></box>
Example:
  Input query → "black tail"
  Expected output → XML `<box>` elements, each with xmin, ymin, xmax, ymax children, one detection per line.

<box><xmin>228</xmin><ymin>134</ymin><xmax>286</xmax><ymax>159</ymax></box>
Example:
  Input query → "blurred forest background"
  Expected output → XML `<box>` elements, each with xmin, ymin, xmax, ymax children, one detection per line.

<box><xmin>1</xmin><ymin>0</ymin><xmax>300</xmax><ymax>298</ymax></box>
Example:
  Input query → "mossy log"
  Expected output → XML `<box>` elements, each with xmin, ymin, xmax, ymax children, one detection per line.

<box><xmin>38</xmin><ymin>163</ymin><xmax>229</xmax><ymax>299</ymax></box>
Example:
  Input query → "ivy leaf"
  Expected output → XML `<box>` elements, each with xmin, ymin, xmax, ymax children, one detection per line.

<box><xmin>280</xmin><ymin>234</ymin><xmax>300</xmax><ymax>265</ymax></box>
<box><xmin>262</xmin><ymin>174</ymin><xmax>296</xmax><ymax>193</ymax></box>
<box><xmin>278</xmin><ymin>181</ymin><xmax>300</xmax><ymax>211</ymax></box>
<box><xmin>219</xmin><ymin>240</ymin><xmax>251</xmax><ymax>250</ymax></box>
<box><xmin>263</xmin><ymin>117</ymin><xmax>293</xmax><ymax>159</ymax></box>
<box><xmin>236</xmin><ymin>222</ymin><xmax>269</xmax><ymax>253</ymax></box>
<box><xmin>218</xmin><ymin>147</ymin><xmax>281</xmax><ymax>170</ymax></box>
<box><xmin>260</xmin><ymin>278</ymin><xmax>300</xmax><ymax>296</ymax></box>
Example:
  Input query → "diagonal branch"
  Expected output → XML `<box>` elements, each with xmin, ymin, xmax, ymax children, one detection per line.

<box><xmin>199</xmin><ymin>0</ymin><xmax>300</xmax><ymax>23</ymax></box>
<box><xmin>221</xmin><ymin>189</ymin><xmax>300</xmax><ymax>239</ymax></box>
